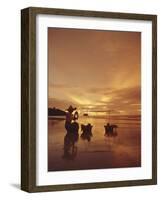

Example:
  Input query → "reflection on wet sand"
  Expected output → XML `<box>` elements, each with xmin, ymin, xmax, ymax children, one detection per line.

<box><xmin>48</xmin><ymin>116</ymin><xmax>141</xmax><ymax>172</ymax></box>
<box><xmin>63</xmin><ymin>132</ymin><xmax>79</xmax><ymax>160</ymax></box>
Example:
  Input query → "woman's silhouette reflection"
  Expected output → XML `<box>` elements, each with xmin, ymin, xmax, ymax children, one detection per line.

<box><xmin>62</xmin><ymin>132</ymin><xmax>79</xmax><ymax>160</ymax></box>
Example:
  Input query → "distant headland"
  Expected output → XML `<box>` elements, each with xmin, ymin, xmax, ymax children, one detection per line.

<box><xmin>48</xmin><ymin>107</ymin><xmax>66</xmax><ymax>116</ymax></box>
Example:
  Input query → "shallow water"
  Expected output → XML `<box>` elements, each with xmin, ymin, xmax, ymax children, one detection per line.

<box><xmin>48</xmin><ymin>116</ymin><xmax>141</xmax><ymax>171</ymax></box>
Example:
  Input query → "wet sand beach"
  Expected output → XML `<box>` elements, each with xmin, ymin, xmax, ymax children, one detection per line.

<box><xmin>48</xmin><ymin>116</ymin><xmax>141</xmax><ymax>171</ymax></box>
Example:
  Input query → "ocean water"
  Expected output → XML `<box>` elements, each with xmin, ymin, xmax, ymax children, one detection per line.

<box><xmin>48</xmin><ymin>116</ymin><xmax>141</xmax><ymax>171</ymax></box>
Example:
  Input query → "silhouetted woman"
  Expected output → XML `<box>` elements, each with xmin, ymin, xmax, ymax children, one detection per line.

<box><xmin>65</xmin><ymin>105</ymin><xmax>79</xmax><ymax>133</ymax></box>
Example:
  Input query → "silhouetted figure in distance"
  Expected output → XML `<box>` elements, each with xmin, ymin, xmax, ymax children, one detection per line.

<box><xmin>104</xmin><ymin>123</ymin><xmax>118</xmax><ymax>137</ymax></box>
<box><xmin>81</xmin><ymin>123</ymin><xmax>93</xmax><ymax>142</ymax></box>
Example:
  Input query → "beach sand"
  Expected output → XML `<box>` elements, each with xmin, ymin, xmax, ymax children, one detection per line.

<box><xmin>48</xmin><ymin>116</ymin><xmax>141</xmax><ymax>171</ymax></box>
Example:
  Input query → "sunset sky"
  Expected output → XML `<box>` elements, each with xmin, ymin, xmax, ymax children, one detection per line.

<box><xmin>48</xmin><ymin>28</ymin><xmax>141</xmax><ymax>116</ymax></box>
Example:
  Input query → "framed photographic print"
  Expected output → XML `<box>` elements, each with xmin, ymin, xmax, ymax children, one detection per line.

<box><xmin>21</xmin><ymin>7</ymin><xmax>157</xmax><ymax>192</ymax></box>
